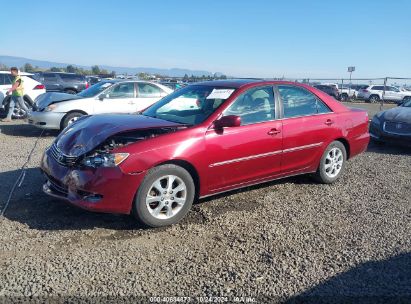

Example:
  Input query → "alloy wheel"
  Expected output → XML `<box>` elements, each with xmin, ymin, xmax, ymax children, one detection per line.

<box><xmin>324</xmin><ymin>147</ymin><xmax>343</xmax><ymax>178</ymax></box>
<box><xmin>146</xmin><ymin>175</ymin><xmax>187</xmax><ymax>219</ymax></box>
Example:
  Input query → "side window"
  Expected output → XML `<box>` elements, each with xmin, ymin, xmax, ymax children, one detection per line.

<box><xmin>106</xmin><ymin>83</ymin><xmax>135</xmax><ymax>99</ymax></box>
<box><xmin>43</xmin><ymin>73</ymin><xmax>58</xmax><ymax>82</ymax></box>
<box><xmin>3</xmin><ymin>74</ymin><xmax>12</xmax><ymax>85</ymax></box>
<box><xmin>0</xmin><ymin>74</ymin><xmax>5</xmax><ymax>85</ymax></box>
<box><xmin>224</xmin><ymin>86</ymin><xmax>275</xmax><ymax>125</ymax></box>
<box><xmin>278</xmin><ymin>85</ymin><xmax>331</xmax><ymax>118</ymax></box>
<box><xmin>137</xmin><ymin>83</ymin><xmax>162</xmax><ymax>98</ymax></box>
<box><xmin>60</xmin><ymin>74</ymin><xmax>85</xmax><ymax>82</ymax></box>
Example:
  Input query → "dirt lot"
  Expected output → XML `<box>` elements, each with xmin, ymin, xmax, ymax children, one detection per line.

<box><xmin>0</xmin><ymin>104</ymin><xmax>410</xmax><ymax>302</ymax></box>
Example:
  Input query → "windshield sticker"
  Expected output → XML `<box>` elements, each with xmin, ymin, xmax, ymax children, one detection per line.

<box><xmin>101</xmin><ymin>83</ymin><xmax>112</xmax><ymax>88</ymax></box>
<box><xmin>206</xmin><ymin>89</ymin><xmax>235</xmax><ymax>100</ymax></box>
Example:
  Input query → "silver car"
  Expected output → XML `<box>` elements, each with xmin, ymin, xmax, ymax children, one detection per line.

<box><xmin>28</xmin><ymin>80</ymin><xmax>173</xmax><ymax>130</ymax></box>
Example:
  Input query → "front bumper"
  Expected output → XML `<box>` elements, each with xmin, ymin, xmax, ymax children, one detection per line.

<box><xmin>40</xmin><ymin>148</ymin><xmax>146</xmax><ymax>214</ymax></box>
<box><xmin>369</xmin><ymin>122</ymin><xmax>411</xmax><ymax>147</ymax></box>
<box><xmin>28</xmin><ymin>111</ymin><xmax>66</xmax><ymax>130</ymax></box>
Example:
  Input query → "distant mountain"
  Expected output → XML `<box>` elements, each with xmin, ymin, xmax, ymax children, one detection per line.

<box><xmin>0</xmin><ymin>55</ymin><xmax>223</xmax><ymax>77</ymax></box>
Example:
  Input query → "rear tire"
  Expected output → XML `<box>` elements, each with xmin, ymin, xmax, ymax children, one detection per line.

<box><xmin>64</xmin><ymin>89</ymin><xmax>77</xmax><ymax>95</ymax></box>
<box><xmin>340</xmin><ymin>93</ymin><xmax>349</xmax><ymax>102</ymax></box>
<box><xmin>61</xmin><ymin>111</ymin><xmax>84</xmax><ymax>130</ymax></box>
<box><xmin>314</xmin><ymin>141</ymin><xmax>347</xmax><ymax>184</ymax></box>
<box><xmin>133</xmin><ymin>164</ymin><xmax>195</xmax><ymax>228</ymax></box>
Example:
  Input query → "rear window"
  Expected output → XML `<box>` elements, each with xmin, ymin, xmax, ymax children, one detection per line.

<box><xmin>372</xmin><ymin>86</ymin><xmax>384</xmax><ymax>90</ymax></box>
<box><xmin>59</xmin><ymin>74</ymin><xmax>85</xmax><ymax>81</ymax></box>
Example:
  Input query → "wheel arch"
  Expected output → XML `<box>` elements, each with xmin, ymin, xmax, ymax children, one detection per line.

<box><xmin>334</xmin><ymin>137</ymin><xmax>350</xmax><ymax>159</ymax></box>
<box><xmin>60</xmin><ymin>110</ymin><xmax>88</xmax><ymax>129</ymax></box>
<box><xmin>64</xmin><ymin>88</ymin><xmax>78</xmax><ymax>93</ymax></box>
<box><xmin>155</xmin><ymin>159</ymin><xmax>201</xmax><ymax>200</ymax></box>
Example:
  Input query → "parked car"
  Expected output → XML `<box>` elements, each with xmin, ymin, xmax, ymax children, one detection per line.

<box><xmin>86</xmin><ymin>76</ymin><xmax>101</xmax><ymax>86</ymax></box>
<box><xmin>40</xmin><ymin>80</ymin><xmax>370</xmax><ymax>227</ymax></box>
<box><xmin>322</xmin><ymin>83</ymin><xmax>357</xmax><ymax>101</ymax></box>
<box><xmin>357</xmin><ymin>85</ymin><xmax>411</xmax><ymax>104</ymax></box>
<box><xmin>369</xmin><ymin>99</ymin><xmax>411</xmax><ymax>146</ymax></box>
<box><xmin>159</xmin><ymin>81</ymin><xmax>187</xmax><ymax>91</ymax></box>
<box><xmin>350</xmin><ymin>84</ymin><xmax>369</xmax><ymax>91</ymax></box>
<box><xmin>29</xmin><ymin>80</ymin><xmax>172</xmax><ymax>130</ymax></box>
<box><xmin>337</xmin><ymin>85</ymin><xmax>358</xmax><ymax>101</ymax></box>
<box><xmin>313</xmin><ymin>85</ymin><xmax>339</xmax><ymax>99</ymax></box>
<box><xmin>0</xmin><ymin>71</ymin><xmax>46</xmax><ymax>118</ymax></box>
<box><xmin>33</xmin><ymin>72</ymin><xmax>89</xmax><ymax>94</ymax></box>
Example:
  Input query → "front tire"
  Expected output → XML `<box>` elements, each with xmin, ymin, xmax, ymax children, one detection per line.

<box><xmin>314</xmin><ymin>141</ymin><xmax>347</xmax><ymax>184</ymax></box>
<box><xmin>61</xmin><ymin>111</ymin><xmax>84</xmax><ymax>130</ymax></box>
<box><xmin>133</xmin><ymin>164</ymin><xmax>195</xmax><ymax>227</ymax></box>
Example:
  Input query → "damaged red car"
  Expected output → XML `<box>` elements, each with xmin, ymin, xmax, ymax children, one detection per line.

<box><xmin>41</xmin><ymin>80</ymin><xmax>370</xmax><ymax>227</ymax></box>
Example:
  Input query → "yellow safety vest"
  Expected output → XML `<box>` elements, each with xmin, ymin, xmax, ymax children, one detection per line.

<box><xmin>12</xmin><ymin>75</ymin><xmax>24</xmax><ymax>96</ymax></box>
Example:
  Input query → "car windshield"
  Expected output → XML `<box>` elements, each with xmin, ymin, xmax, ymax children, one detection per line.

<box><xmin>402</xmin><ymin>100</ymin><xmax>411</xmax><ymax>107</ymax></box>
<box><xmin>142</xmin><ymin>85</ymin><xmax>236</xmax><ymax>125</ymax></box>
<box><xmin>77</xmin><ymin>81</ymin><xmax>115</xmax><ymax>98</ymax></box>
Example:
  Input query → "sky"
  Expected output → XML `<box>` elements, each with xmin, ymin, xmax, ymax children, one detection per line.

<box><xmin>1</xmin><ymin>0</ymin><xmax>411</xmax><ymax>78</ymax></box>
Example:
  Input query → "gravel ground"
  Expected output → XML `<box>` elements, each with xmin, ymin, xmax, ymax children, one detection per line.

<box><xmin>0</xmin><ymin>116</ymin><xmax>410</xmax><ymax>303</ymax></box>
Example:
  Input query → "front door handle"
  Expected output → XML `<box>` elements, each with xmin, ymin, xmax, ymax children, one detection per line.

<box><xmin>268</xmin><ymin>128</ymin><xmax>281</xmax><ymax>136</ymax></box>
<box><xmin>325</xmin><ymin>119</ymin><xmax>334</xmax><ymax>126</ymax></box>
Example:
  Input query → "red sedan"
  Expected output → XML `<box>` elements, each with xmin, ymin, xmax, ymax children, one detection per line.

<box><xmin>41</xmin><ymin>80</ymin><xmax>370</xmax><ymax>227</ymax></box>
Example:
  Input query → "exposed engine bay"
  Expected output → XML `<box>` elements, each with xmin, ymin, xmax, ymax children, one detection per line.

<box><xmin>92</xmin><ymin>127</ymin><xmax>184</xmax><ymax>154</ymax></box>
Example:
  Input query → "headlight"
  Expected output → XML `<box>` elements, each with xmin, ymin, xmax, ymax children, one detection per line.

<box><xmin>371</xmin><ymin>116</ymin><xmax>381</xmax><ymax>125</ymax></box>
<box><xmin>81</xmin><ymin>153</ymin><xmax>129</xmax><ymax>168</ymax></box>
<box><xmin>44</xmin><ymin>104</ymin><xmax>57</xmax><ymax>112</ymax></box>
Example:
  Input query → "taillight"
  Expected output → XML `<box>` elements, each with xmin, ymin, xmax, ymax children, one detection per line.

<box><xmin>85</xmin><ymin>82</ymin><xmax>90</xmax><ymax>89</ymax></box>
<box><xmin>34</xmin><ymin>84</ymin><xmax>45</xmax><ymax>90</ymax></box>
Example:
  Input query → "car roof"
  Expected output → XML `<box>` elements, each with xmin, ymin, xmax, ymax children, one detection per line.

<box><xmin>193</xmin><ymin>79</ymin><xmax>325</xmax><ymax>89</ymax></box>
<box><xmin>0</xmin><ymin>70</ymin><xmax>33</xmax><ymax>76</ymax></box>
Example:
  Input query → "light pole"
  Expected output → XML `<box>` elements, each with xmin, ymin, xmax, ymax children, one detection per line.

<box><xmin>347</xmin><ymin>66</ymin><xmax>355</xmax><ymax>97</ymax></box>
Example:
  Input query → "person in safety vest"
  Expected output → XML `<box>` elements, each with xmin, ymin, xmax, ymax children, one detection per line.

<box><xmin>1</xmin><ymin>67</ymin><xmax>30</xmax><ymax>122</ymax></box>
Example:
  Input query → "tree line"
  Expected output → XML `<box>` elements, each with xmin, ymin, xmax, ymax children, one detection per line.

<box><xmin>0</xmin><ymin>62</ymin><xmax>115</xmax><ymax>76</ymax></box>
<box><xmin>0</xmin><ymin>62</ymin><xmax>227</xmax><ymax>81</ymax></box>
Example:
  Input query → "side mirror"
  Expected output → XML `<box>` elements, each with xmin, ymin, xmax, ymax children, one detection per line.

<box><xmin>214</xmin><ymin>115</ymin><xmax>241</xmax><ymax>130</ymax></box>
<box><xmin>99</xmin><ymin>94</ymin><xmax>108</xmax><ymax>101</ymax></box>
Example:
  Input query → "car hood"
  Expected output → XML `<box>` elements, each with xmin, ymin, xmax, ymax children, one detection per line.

<box><xmin>55</xmin><ymin>114</ymin><xmax>184</xmax><ymax>157</ymax></box>
<box><xmin>378</xmin><ymin>106</ymin><xmax>411</xmax><ymax>124</ymax></box>
<box><xmin>36</xmin><ymin>92</ymin><xmax>82</xmax><ymax>110</ymax></box>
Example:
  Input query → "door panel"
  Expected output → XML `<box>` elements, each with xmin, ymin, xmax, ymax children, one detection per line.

<box><xmin>205</xmin><ymin>121</ymin><xmax>283</xmax><ymax>192</ymax></box>
<box><xmin>281</xmin><ymin>113</ymin><xmax>339</xmax><ymax>173</ymax></box>
<box><xmin>204</xmin><ymin>85</ymin><xmax>282</xmax><ymax>193</ymax></box>
<box><xmin>277</xmin><ymin>85</ymin><xmax>340</xmax><ymax>174</ymax></box>
<box><xmin>97</xmin><ymin>82</ymin><xmax>136</xmax><ymax>114</ymax></box>
<box><xmin>135</xmin><ymin>82</ymin><xmax>164</xmax><ymax>111</ymax></box>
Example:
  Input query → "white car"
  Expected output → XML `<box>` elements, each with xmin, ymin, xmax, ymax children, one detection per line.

<box><xmin>0</xmin><ymin>71</ymin><xmax>46</xmax><ymax>118</ymax></box>
<box><xmin>357</xmin><ymin>85</ymin><xmax>411</xmax><ymax>104</ymax></box>
<box><xmin>28</xmin><ymin>80</ymin><xmax>173</xmax><ymax>130</ymax></box>
<box><xmin>324</xmin><ymin>83</ymin><xmax>357</xmax><ymax>101</ymax></box>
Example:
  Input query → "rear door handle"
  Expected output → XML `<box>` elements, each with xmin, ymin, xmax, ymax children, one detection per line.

<box><xmin>268</xmin><ymin>128</ymin><xmax>281</xmax><ymax>136</ymax></box>
<box><xmin>325</xmin><ymin>119</ymin><xmax>334</xmax><ymax>126</ymax></box>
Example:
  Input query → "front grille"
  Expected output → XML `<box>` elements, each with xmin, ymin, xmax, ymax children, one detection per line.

<box><xmin>45</xmin><ymin>173</ymin><xmax>68</xmax><ymax>196</ymax></box>
<box><xmin>384</xmin><ymin>121</ymin><xmax>411</xmax><ymax>135</ymax></box>
<box><xmin>48</xmin><ymin>144</ymin><xmax>78</xmax><ymax>167</ymax></box>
